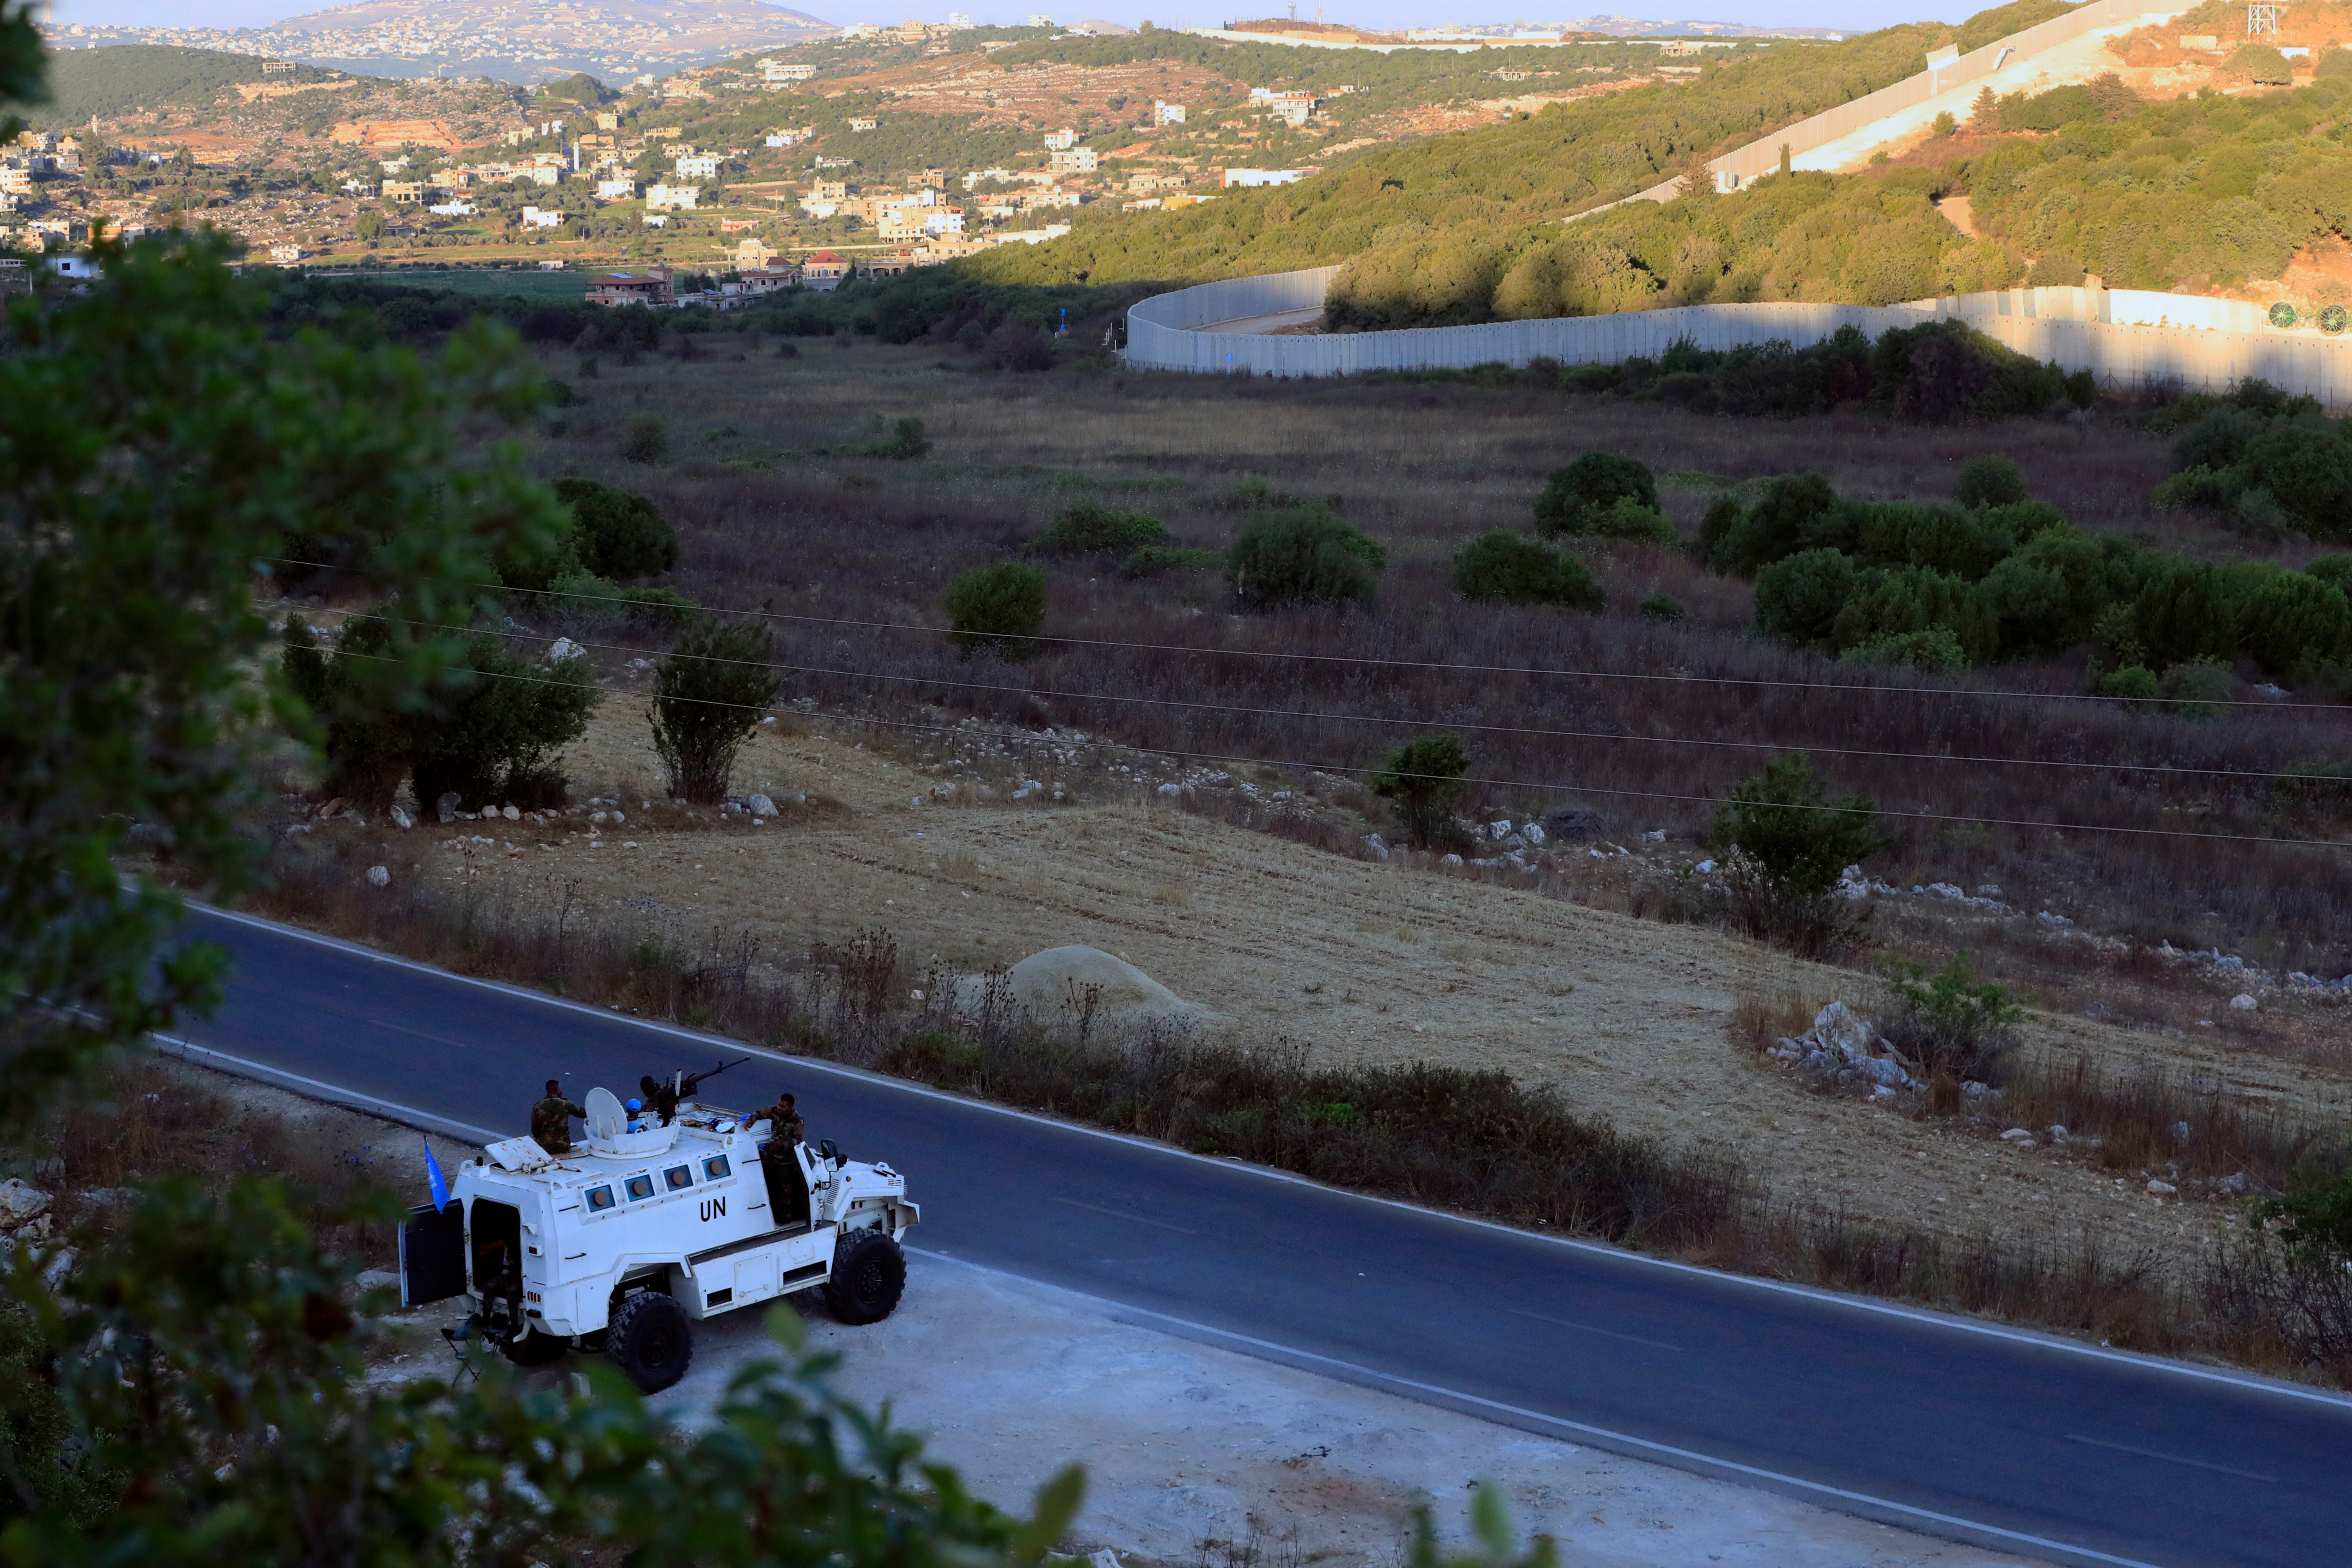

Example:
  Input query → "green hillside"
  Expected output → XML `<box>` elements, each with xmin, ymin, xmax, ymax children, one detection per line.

<box><xmin>29</xmin><ymin>44</ymin><xmax>347</xmax><ymax>127</ymax></box>
<box><xmin>966</xmin><ymin>0</ymin><xmax>2076</xmax><ymax>298</ymax></box>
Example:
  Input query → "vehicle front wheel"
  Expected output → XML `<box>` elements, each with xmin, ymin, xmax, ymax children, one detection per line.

<box><xmin>823</xmin><ymin>1230</ymin><xmax>906</xmax><ymax>1325</ymax></box>
<box><xmin>607</xmin><ymin>1290</ymin><xmax>693</xmax><ymax>1393</ymax></box>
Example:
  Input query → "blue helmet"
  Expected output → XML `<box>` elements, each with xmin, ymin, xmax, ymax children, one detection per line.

<box><xmin>626</xmin><ymin>1098</ymin><xmax>643</xmax><ymax>1112</ymax></box>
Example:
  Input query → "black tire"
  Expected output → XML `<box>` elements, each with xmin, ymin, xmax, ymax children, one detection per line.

<box><xmin>607</xmin><ymin>1290</ymin><xmax>693</xmax><ymax>1393</ymax></box>
<box><xmin>823</xmin><ymin>1230</ymin><xmax>906</xmax><ymax>1325</ymax></box>
<box><xmin>502</xmin><ymin>1326</ymin><xmax>567</xmax><ymax>1367</ymax></box>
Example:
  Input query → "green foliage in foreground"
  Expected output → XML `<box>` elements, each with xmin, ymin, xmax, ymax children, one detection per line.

<box><xmin>1</xmin><ymin>221</ymin><xmax>566</xmax><ymax>1109</ymax></box>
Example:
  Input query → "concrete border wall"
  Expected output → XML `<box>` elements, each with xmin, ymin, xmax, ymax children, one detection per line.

<box><xmin>1123</xmin><ymin>268</ymin><xmax>2352</xmax><ymax>402</ymax></box>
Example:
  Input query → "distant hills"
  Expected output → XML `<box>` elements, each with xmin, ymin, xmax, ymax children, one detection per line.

<box><xmin>42</xmin><ymin>0</ymin><xmax>835</xmax><ymax>85</ymax></box>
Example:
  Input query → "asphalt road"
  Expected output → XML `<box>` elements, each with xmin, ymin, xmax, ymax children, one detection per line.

<box><xmin>166</xmin><ymin>906</ymin><xmax>2352</xmax><ymax>1568</ymax></box>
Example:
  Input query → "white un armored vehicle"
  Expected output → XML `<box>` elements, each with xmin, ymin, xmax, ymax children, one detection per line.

<box><xmin>399</xmin><ymin>1085</ymin><xmax>917</xmax><ymax>1392</ymax></box>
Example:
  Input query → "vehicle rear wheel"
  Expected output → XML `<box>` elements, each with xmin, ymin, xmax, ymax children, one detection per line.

<box><xmin>502</xmin><ymin>1326</ymin><xmax>567</xmax><ymax>1367</ymax></box>
<box><xmin>823</xmin><ymin>1230</ymin><xmax>906</xmax><ymax>1325</ymax></box>
<box><xmin>607</xmin><ymin>1290</ymin><xmax>693</xmax><ymax>1393</ymax></box>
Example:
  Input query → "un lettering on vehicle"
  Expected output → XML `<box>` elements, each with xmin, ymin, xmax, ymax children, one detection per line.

<box><xmin>700</xmin><ymin>1196</ymin><xmax>726</xmax><ymax>1222</ymax></box>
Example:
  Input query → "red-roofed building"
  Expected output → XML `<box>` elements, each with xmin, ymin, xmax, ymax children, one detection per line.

<box><xmin>800</xmin><ymin>249</ymin><xmax>851</xmax><ymax>292</ymax></box>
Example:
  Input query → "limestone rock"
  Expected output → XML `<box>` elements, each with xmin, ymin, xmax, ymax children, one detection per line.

<box><xmin>365</xmin><ymin>865</ymin><xmax>391</xmax><ymax>887</ymax></box>
<box><xmin>0</xmin><ymin>1179</ymin><xmax>51</xmax><ymax>1230</ymax></box>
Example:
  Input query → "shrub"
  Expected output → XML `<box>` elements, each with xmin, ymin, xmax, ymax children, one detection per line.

<box><xmin>1711</xmin><ymin>471</ymin><xmax>1837</xmax><ymax>575</ymax></box>
<box><xmin>1931</xmin><ymin>109</ymin><xmax>1957</xmax><ymax>138</ymax></box>
<box><xmin>2153</xmin><ymin>464</ymin><xmax>2239</xmax><ymax>512</ymax></box>
<box><xmin>1225</xmin><ymin>506</ymin><xmax>1386</xmax><ymax>609</ymax></box>
<box><xmin>2309</xmin><ymin>555</ymin><xmax>2352</xmax><ymax>593</ymax></box>
<box><xmin>1710</xmin><ymin>751</ymin><xmax>1882</xmax><ymax>897</ymax></box>
<box><xmin>618</xmin><ymin>584</ymin><xmax>699</xmax><ymax>637</ymax></box>
<box><xmin>650</xmin><ymin>617</ymin><xmax>782</xmax><ymax>802</ymax></box>
<box><xmin>555</xmin><ymin>477</ymin><xmax>678</xmax><ymax>579</ymax></box>
<box><xmin>2094</xmin><ymin>664</ymin><xmax>2159</xmax><ymax>702</ymax></box>
<box><xmin>1698</xmin><ymin>493</ymin><xmax>1745</xmax><ymax>560</ymax></box>
<box><xmin>1534</xmin><ymin>452</ymin><xmax>1656</xmax><ymax>537</ymax></box>
<box><xmin>1370</xmin><ymin>733</ymin><xmax>1470</xmax><ymax>850</ymax></box>
<box><xmin>2259</xmin><ymin>1147</ymin><xmax>2352</xmax><ymax>1261</ymax></box>
<box><xmin>1879</xmin><ymin>953</ymin><xmax>2022</xmax><ymax>1082</ymax></box>
<box><xmin>1839</xmin><ymin>626</ymin><xmax>1969</xmax><ymax>671</ymax></box>
<box><xmin>1120</xmin><ymin>544</ymin><xmax>1218</xmax><ymax>578</ymax></box>
<box><xmin>2131</xmin><ymin>559</ymin><xmax>2234</xmax><ymax>668</ymax></box>
<box><xmin>2159</xmin><ymin>657</ymin><xmax>2234</xmax><ymax>718</ymax></box>
<box><xmin>864</xmin><ymin>416</ymin><xmax>931</xmax><ymax>459</ymax></box>
<box><xmin>2172</xmin><ymin>407</ymin><xmax>2267</xmax><ymax>474</ymax></box>
<box><xmin>943</xmin><ymin>563</ymin><xmax>1048</xmax><ymax>658</ymax></box>
<box><xmin>1452</xmin><ymin>531</ymin><xmax>1603</xmax><ymax>608</ymax></box>
<box><xmin>1954</xmin><ymin>455</ymin><xmax>2028</xmax><ymax>509</ymax></box>
<box><xmin>2242</xmin><ymin>571</ymin><xmax>2352</xmax><ymax>675</ymax></box>
<box><xmin>410</xmin><ymin>635</ymin><xmax>601</xmax><ymax>813</ymax></box>
<box><xmin>1753</xmin><ymin>547</ymin><xmax>1860</xmax><ymax>648</ymax></box>
<box><xmin>1034</xmin><ymin>504</ymin><xmax>1166</xmax><ymax>554</ymax></box>
<box><xmin>1637</xmin><ymin>592</ymin><xmax>1686</xmax><ymax>622</ymax></box>
<box><xmin>1831</xmin><ymin>566</ymin><xmax>1997</xmax><ymax>666</ymax></box>
<box><xmin>547</xmin><ymin>566</ymin><xmax>629</xmax><ymax>636</ymax></box>
<box><xmin>1709</xmin><ymin>753</ymin><xmax>1883</xmax><ymax>958</ymax></box>
<box><xmin>2234</xmin><ymin>44</ymin><xmax>2293</xmax><ymax>84</ymax></box>
<box><xmin>621</xmin><ymin>416</ymin><xmax>670</xmax><ymax>465</ymax></box>
<box><xmin>2242</xmin><ymin>422</ymin><xmax>2352</xmax><ymax>541</ymax></box>
<box><xmin>279</xmin><ymin>615</ymin><xmax>413</xmax><ymax>811</ymax></box>
<box><xmin>1584</xmin><ymin>497</ymin><xmax>1680</xmax><ymax>544</ymax></box>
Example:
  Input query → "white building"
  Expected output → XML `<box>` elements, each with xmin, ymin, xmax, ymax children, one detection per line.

<box><xmin>519</xmin><ymin>206</ymin><xmax>566</xmax><ymax>228</ymax></box>
<box><xmin>1154</xmin><ymin>100</ymin><xmax>1186</xmax><ymax>124</ymax></box>
<box><xmin>1049</xmin><ymin>146</ymin><xmax>1097</xmax><ymax>174</ymax></box>
<box><xmin>1222</xmin><ymin>167</ymin><xmax>1304</xmax><ymax>188</ymax></box>
<box><xmin>925</xmin><ymin>209</ymin><xmax>965</xmax><ymax>236</ymax></box>
<box><xmin>1043</xmin><ymin>127</ymin><xmax>1076</xmax><ymax>151</ymax></box>
<box><xmin>428</xmin><ymin>199</ymin><xmax>478</xmax><ymax>216</ymax></box>
<box><xmin>269</xmin><ymin>243</ymin><xmax>304</xmax><ymax>263</ymax></box>
<box><xmin>1025</xmin><ymin>13</ymin><xmax>1051</xmax><ymax>24</ymax></box>
<box><xmin>642</xmin><ymin>212</ymin><xmax>671</xmax><ymax>227</ymax></box>
<box><xmin>675</xmin><ymin>154</ymin><xmax>722</xmax><ymax>178</ymax></box>
<box><xmin>644</xmin><ymin>183</ymin><xmax>701</xmax><ymax>210</ymax></box>
<box><xmin>596</xmin><ymin>178</ymin><xmax>637</xmax><ymax>200</ymax></box>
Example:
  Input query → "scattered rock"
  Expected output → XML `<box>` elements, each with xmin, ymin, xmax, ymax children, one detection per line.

<box><xmin>2170</xmin><ymin>1120</ymin><xmax>2192</xmax><ymax>1143</ymax></box>
<box><xmin>2228</xmin><ymin>993</ymin><xmax>2258</xmax><ymax>1011</ymax></box>
<box><xmin>1540</xmin><ymin>806</ymin><xmax>1608</xmax><ymax>842</ymax></box>
<box><xmin>2000</xmin><ymin>1128</ymin><xmax>2035</xmax><ymax>1143</ymax></box>
<box><xmin>390</xmin><ymin>804</ymin><xmax>414</xmax><ymax>829</ymax></box>
<box><xmin>1521</xmin><ymin>822</ymin><xmax>1545</xmax><ymax>846</ymax></box>
<box><xmin>2037</xmin><ymin>910</ymin><xmax>2074</xmax><ymax>928</ymax></box>
<box><xmin>502</xmin><ymin>804</ymin><xmax>521</xmax><ymax>821</ymax></box>
<box><xmin>2215</xmin><ymin>1172</ymin><xmax>2248</xmax><ymax>1196</ymax></box>
<box><xmin>1360</xmin><ymin>832</ymin><xmax>1389</xmax><ymax>861</ymax></box>
<box><xmin>365</xmin><ymin>865</ymin><xmax>391</xmax><ymax>888</ymax></box>
<box><xmin>0</xmin><ymin>1179</ymin><xmax>52</xmax><ymax>1230</ymax></box>
<box><xmin>951</xmin><ymin>946</ymin><xmax>1230</xmax><ymax>1034</ymax></box>
<box><xmin>1441</xmin><ymin>853</ymin><xmax>1464</xmax><ymax>867</ymax></box>
<box><xmin>1811</xmin><ymin>1002</ymin><xmax>1871</xmax><ymax>1057</ymax></box>
<box><xmin>548</xmin><ymin>637</ymin><xmax>583</xmax><ymax>662</ymax></box>
<box><xmin>1642</xmin><ymin>829</ymin><xmax>1666</xmax><ymax>842</ymax></box>
<box><xmin>436</xmin><ymin>791</ymin><xmax>462</xmax><ymax>824</ymax></box>
<box><xmin>2046</xmin><ymin>1125</ymin><xmax>2068</xmax><ymax>1140</ymax></box>
<box><xmin>2146</xmin><ymin>1179</ymin><xmax>2178</xmax><ymax>1196</ymax></box>
<box><xmin>1694</xmin><ymin>859</ymin><xmax>1716</xmax><ymax>874</ymax></box>
<box><xmin>1975</xmin><ymin>884</ymin><xmax>2001</xmax><ymax>897</ymax></box>
<box><xmin>747</xmin><ymin>793</ymin><xmax>778</xmax><ymax>818</ymax></box>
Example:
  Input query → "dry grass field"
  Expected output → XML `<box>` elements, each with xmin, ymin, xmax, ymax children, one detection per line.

<box><xmin>516</xmin><ymin>337</ymin><xmax>2352</xmax><ymax>976</ymax></box>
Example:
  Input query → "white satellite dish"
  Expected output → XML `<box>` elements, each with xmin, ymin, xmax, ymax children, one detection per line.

<box><xmin>584</xmin><ymin>1086</ymin><xmax>627</xmax><ymax>1142</ymax></box>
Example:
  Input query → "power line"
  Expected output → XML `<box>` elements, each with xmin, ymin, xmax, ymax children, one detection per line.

<box><xmin>312</xmin><ymin>646</ymin><xmax>2352</xmax><ymax>853</ymax></box>
<box><xmin>261</xmin><ymin>557</ymin><xmax>2352</xmax><ymax>713</ymax></box>
<box><xmin>265</xmin><ymin>599</ymin><xmax>2352</xmax><ymax>789</ymax></box>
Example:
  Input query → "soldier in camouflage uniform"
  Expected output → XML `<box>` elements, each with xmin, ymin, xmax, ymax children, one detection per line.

<box><xmin>753</xmin><ymin>1092</ymin><xmax>805</xmax><ymax>1148</ymax></box>
<box><xmin>532</xmin><ymin>1078</ymin><xmax>586</xmax><ymax>1156</ymax></box>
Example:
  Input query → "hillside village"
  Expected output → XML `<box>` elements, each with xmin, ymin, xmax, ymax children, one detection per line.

<box><xmin>1</xmin><ymin>19</ymin><xmax>1690</xmax><ymax>281</ymax></box>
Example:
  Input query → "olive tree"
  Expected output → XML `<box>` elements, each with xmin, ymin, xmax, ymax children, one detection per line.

<box><xmin>651</xmin><ymin>617</ymin><xmax>782</xmax><ymax>801</ymax></box>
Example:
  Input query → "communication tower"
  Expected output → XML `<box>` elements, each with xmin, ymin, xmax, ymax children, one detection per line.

<box><xmin>2248</xmin><ymin>2</ymin><xmax>2286</xmax><ymax>37</ymax></box>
